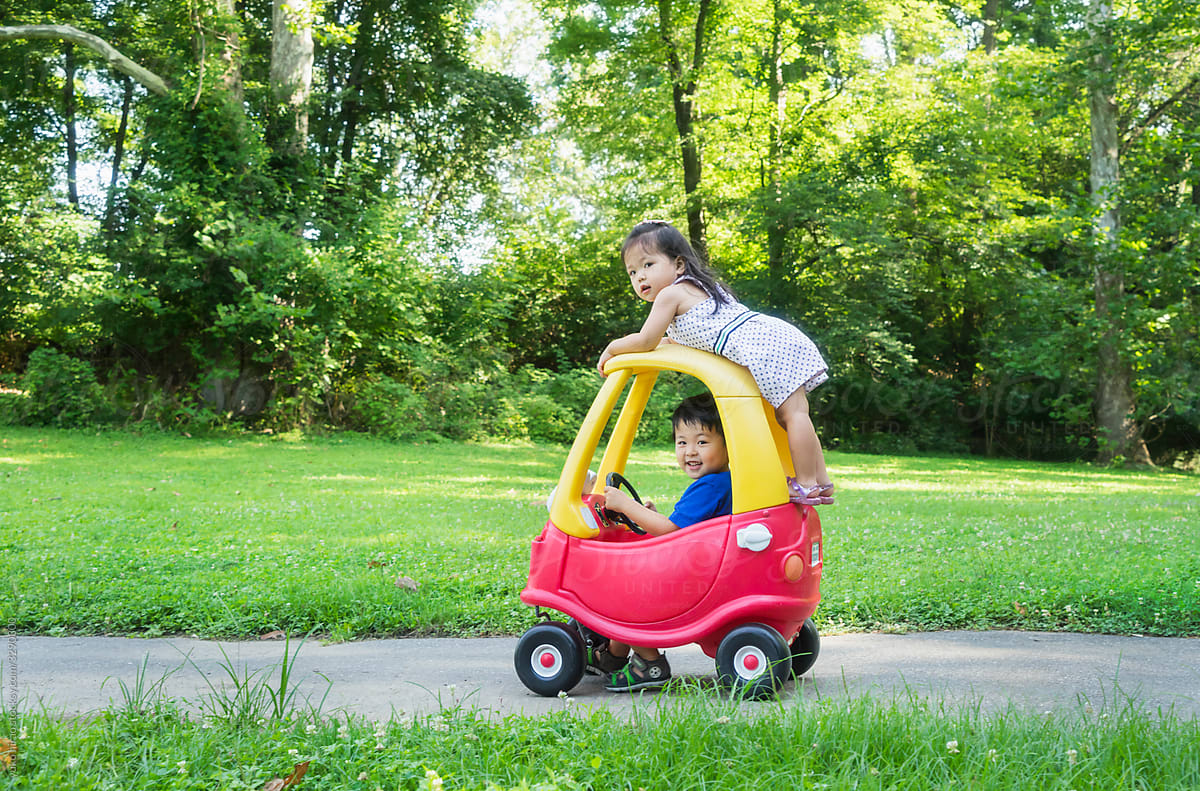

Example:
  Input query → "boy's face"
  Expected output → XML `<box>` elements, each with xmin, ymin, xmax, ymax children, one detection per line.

<box><xmin>674</xmin><ymin>420</ymin><xmax>729</xmax><ymax>480</ymax></box>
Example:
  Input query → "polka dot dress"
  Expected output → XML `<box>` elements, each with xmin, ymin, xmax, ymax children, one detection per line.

<box><xmin>667</xmin><ymin>283</ymin><xmax>828</xmax><ymax>407</ymax></box>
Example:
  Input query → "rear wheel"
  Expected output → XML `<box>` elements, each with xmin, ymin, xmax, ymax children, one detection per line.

<box><xmin>789</xmin><ymin>618</ymin><xmax>820</xmax><ymax>678</ymax></box>
<box><xmin>514</xmin><ymin>622</ymin><xmax>586</xmax><ymax>697</ymax></box>
<box><xmin>716</xmin><ymin>623</ymin><xmax>791</xmax><ymax>700</ymax></box>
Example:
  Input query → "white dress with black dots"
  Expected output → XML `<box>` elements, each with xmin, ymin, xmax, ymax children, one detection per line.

<box><xmin>666</xmin><ymin>282</ymin><xmax>828</xmax><ymax>407</ymax></box>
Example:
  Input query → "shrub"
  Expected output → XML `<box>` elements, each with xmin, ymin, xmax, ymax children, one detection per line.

<box><xmin>18</xmin><ymin>347</ymin><xmax>106</xmax><ymax>427</ymax></box>
<box><xmin>351</xmin><ymin>376</ymin><xmax>442</xmax><ymax>442</ymax></box>
<box><xmin>516</xmin><ymin>392</ymin><xmax>578</xmax><ymax>444</ymax></box>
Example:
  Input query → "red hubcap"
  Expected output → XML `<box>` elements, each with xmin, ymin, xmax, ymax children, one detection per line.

<box><xmin>743</xmin><ymin>654</ymin><xmax>760</xmax><ymax>671</ymax></box>
<box><xmin>540</xmin><ymin>652</ymin><xmax>557</xmax><ymax>668</ymax></box>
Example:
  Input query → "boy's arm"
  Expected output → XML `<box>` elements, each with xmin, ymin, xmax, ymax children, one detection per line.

<box><xmin>602</xmin><ymin>487</ymin><xmax>679</xmax><ymax>536</ymax></box>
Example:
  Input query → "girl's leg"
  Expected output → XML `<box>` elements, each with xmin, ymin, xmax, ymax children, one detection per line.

<box><xmin>775</xmin><ymin>387</ymin><xmax>831</xmax><ymax>489</ymax></box>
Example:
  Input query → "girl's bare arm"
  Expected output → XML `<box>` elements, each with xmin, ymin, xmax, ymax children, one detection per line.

<box><xmin>597</xmin><ymin>285</ymin><xmax>686</xmax><ymax>374</ymax></box>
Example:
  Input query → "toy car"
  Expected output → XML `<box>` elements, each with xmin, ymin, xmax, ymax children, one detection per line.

<box><xmin>514</xmin><ymin>344</ymin><xmax>822</xmax><ymax>699</ymax></box>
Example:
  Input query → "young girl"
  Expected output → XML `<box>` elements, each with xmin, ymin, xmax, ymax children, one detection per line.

<box><xmin>597</xmin><ymin>220</ymin><xmax>834</xmax><ymax>505</ymax></box>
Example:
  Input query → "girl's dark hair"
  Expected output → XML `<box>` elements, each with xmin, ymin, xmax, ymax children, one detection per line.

<box><xmin>671</xmin><ymin>393</ymin><xmax>724</xmax><ymax>439</ymax></box>
<box><xmin>620</xmin><ymin>221</ymin><xmax>733</xmax><ymax>308</ymax></box>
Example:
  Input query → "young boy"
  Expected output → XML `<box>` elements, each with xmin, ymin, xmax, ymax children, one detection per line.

<box><xmin>593</xmin><ymin>393</ymin><xmax>733</xmax><ymax>691</ymax></box>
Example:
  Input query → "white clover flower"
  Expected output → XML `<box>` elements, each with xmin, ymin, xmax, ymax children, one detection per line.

<box><xmin>1067</xmin><ymin>749</ymin><xmax>1078</xmax><ymax>766</ymax></box>
<box><xmin>66</xmin><ymin>758</ymin><xmax>79</xmax><ymax>770</ymax></box>
<box><xmin>715</xmin><ymin>716</ymin><xmax>731</xmax><ymax>724</ymax></box>
<box><xmin>946</xmin><ymin>740</ymin><xmax>960</xmax><ymax>754</ymax></box>
<box><xmin>305</xmin><ymin>723</ymin><xmax>318</xmax><ymax>734</ymax></box>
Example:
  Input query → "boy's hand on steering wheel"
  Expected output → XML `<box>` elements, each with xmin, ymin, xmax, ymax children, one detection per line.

<box><xmin>602</xmin><ymin>486</ymin><xmax>634</xmax><ymax>514</ymax></box>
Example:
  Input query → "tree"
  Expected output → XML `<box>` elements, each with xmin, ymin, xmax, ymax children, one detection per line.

<box><xmin>545</xmin><ymin>0</ymin><xmax>724</xmax><ymax>254</ymax></box>
<box><xmin>1084</xmin><ymin>0</ymin><xmax>1150</xmax><ymax>464</ymax></box>
<box><xmin>268</xmin><ymin>0</ymin><xmax>314</xmax><ymax>156</ymax></box>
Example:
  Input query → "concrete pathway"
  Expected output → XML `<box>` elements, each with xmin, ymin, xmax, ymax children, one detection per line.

<box><xmin>7</xmin><ymin>631</ymin><xmax>1198</xmax><ymax>721</ymax></box>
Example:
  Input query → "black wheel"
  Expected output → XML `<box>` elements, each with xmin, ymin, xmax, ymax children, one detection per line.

<box><xmin>716</xmin><ymin>623</ymin><xmax>791</xmax><ymax>700</ymax></box>
<box><xmin>514</xmin><ymin>622</ymin><xmax>586</xmax><ymax>697</ymax></box>
<box><xmin>789</xmin><ymin>618</ymin><xmax>820</xmax><ymax>678</ymax></box>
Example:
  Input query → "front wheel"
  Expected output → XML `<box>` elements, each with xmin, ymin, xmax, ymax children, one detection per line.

<box><xmin>789</xmin><ymin>618</ymin><xmax>820</xmax><ymax>678</ymax></box>
<box><xmin>716</xmin><ymin>623</ymin><xmax>791</xmax><ymax>700</ymax></box>
<box><xmin>514</xmin><ymin>622</ymin><xmax>586</xmax><ymax>697</ymax></box>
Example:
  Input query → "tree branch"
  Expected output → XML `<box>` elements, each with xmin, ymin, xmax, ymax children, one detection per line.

<box><xmin>0</xmin><ymin>24</ymin><xmax>169</xmax><ymax>96</ymax></box>
<box><xmin>1121</xmin><ymin>73</ymin><xmax>1199</xmax><ymax>156</ymax></box>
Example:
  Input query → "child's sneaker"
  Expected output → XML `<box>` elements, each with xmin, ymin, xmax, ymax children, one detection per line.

<box><xmin>575</xmin><ymin>622</ymin><xmax>626</xmax><ymax>675</ymax></box>
<box><xmin>605</xmin><ymin>653</ymin><xmax>671</xmax><ymax>692</ymax></box>
<box><xmin>587</xmin><ymin>644</ymin><xmax>628</xmax><ymax>675</ymax></box>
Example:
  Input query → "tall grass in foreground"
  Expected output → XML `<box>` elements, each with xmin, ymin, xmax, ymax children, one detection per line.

<box><xmin>2</xmin><ymin>691</ymin><xmax>1198</xmax><ymax>790</ymax></box>
<box><xmin>3</xmin><ymin>427</ymin><xmax>1198</xmax><ymax>638</ymax></box>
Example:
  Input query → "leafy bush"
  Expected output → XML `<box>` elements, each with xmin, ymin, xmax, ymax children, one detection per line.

<box><xmin>513</xmin><ymin>392</ymin><xmax>578</xmax><ymax>444</ymax></box>
<box><xmin>18</xmin><ymin>347</ymin><xmax>106</xmax><ymax>427</ymax></box>
<box><xmin>350</xmin><ymin>376</ymin><xmax>442</xmax><ymax>442</ymax></box>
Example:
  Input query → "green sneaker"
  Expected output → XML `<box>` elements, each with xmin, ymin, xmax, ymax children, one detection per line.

<box><xmin>605</xmin><ymin>653</ymin><xmax>671</xmax><ymax>692</ymax></box>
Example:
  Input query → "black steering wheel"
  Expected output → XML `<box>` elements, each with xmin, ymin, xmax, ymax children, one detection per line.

<box><xmin>602</xmin><ymin>471</ymin><xmax>647</xmax><ymax>534</ymax></box>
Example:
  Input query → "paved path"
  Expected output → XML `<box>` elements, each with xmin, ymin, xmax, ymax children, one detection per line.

<box><xmin>7</xmin><ymin>631</ymin><xmax>1197</xmax><ymax>721</ymax></box>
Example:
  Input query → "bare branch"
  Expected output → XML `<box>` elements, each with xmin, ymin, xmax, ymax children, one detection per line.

<box><xmin>0</xmin><ymin>24</ymin><xmax>169</xmax><ymax>96</ymax></box>
<box><xmin>1122</xmin><ymin>73</ymin><xmax>1200</xmax><ymax>156</ymax></box>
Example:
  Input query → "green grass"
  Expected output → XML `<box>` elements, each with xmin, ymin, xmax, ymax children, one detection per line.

<box><xmin>2</xmin><ymin>426</ymin><xmax>1197</xmax><ymax>639</ymax></box>
<box><xmin>3</xmin><ymin>692</ymin><xmax>1199</xmax><ymax>790</ymax></box>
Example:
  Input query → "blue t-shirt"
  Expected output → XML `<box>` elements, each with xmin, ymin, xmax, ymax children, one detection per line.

<box><xmin>668</xmin><ymin>470</ymin><xmax>733</xmax><ymax>529</ymax></box>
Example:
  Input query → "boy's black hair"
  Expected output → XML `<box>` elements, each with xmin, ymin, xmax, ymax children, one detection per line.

<box><xmin>621</xmin><ymin>220</ymin><xmax>733</xmax><ymax>309</ymax></box>
<box><xmin>671</xmin><ymin>393</ymin><xmax>724</xmax><ymax>438</ymax></box>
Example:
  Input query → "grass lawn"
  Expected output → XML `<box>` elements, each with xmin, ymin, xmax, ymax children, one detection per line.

<box><xmin>4</xmin><ymin>686</ymin><xmax>1199</xmax><ymax>790</ymax></box>
<box><xmin>2</xmin><ymin>426</ymin><xmax>1197</xmax><ymax>640</ymax></box>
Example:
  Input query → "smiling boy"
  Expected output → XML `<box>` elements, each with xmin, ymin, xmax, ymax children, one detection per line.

<box><xmin>595</xmin><ymin>393</ymin><xmax>733</xmax><ymax>691</ymax></box>
<box><xmin>600</xmin><ymin>393</ymin><xmax>732</xmax><ymax>537</ymax></box>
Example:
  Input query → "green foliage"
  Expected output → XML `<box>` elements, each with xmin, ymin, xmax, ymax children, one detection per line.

<box><xmin>16</xmin><ymin>347</ymin><xmax>105</xmax><ymax>427</ymax></box>
<box><xmin>351</xmin><ymin>376</ymin><xmax>444</xmax><ymax>442</ymax></box>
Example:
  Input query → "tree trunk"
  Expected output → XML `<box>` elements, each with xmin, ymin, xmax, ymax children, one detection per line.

<box><xmin>212</xmin><ymin>0</ymin><xmax>244</xmax><ymax>105</ymax></box>
<box><xmin>982</xmin><ymin>0</ymin><xmax>1000</xmax><ymax>54</ymax></box>
<box><xmin>658</xmin><ymin>0</ymin><xmax>709</xmax><ymax>262</ymax></box>
<box><xmin>64</xmin><ymin>41</ymin><xmax>78</xmax><ymax>208</ymax></box>
<box><xmin>103</xmin><ymin>75</ymin><xmax>133</xmax><ymax>231</ymax></box>
<box><xmin>335</xmin><ymin>0</ymin><xmax>379</xmax><ymax>168</ymax></box>
<box><xmin>270</xmin><ymin>0</ymin><xmax>314</xmax><ymax>155</ymax></box>
<box><xmin>1085</xmin><ymin>0</ymin><xmax>1153</xmax><ymax>466</ymax></box>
